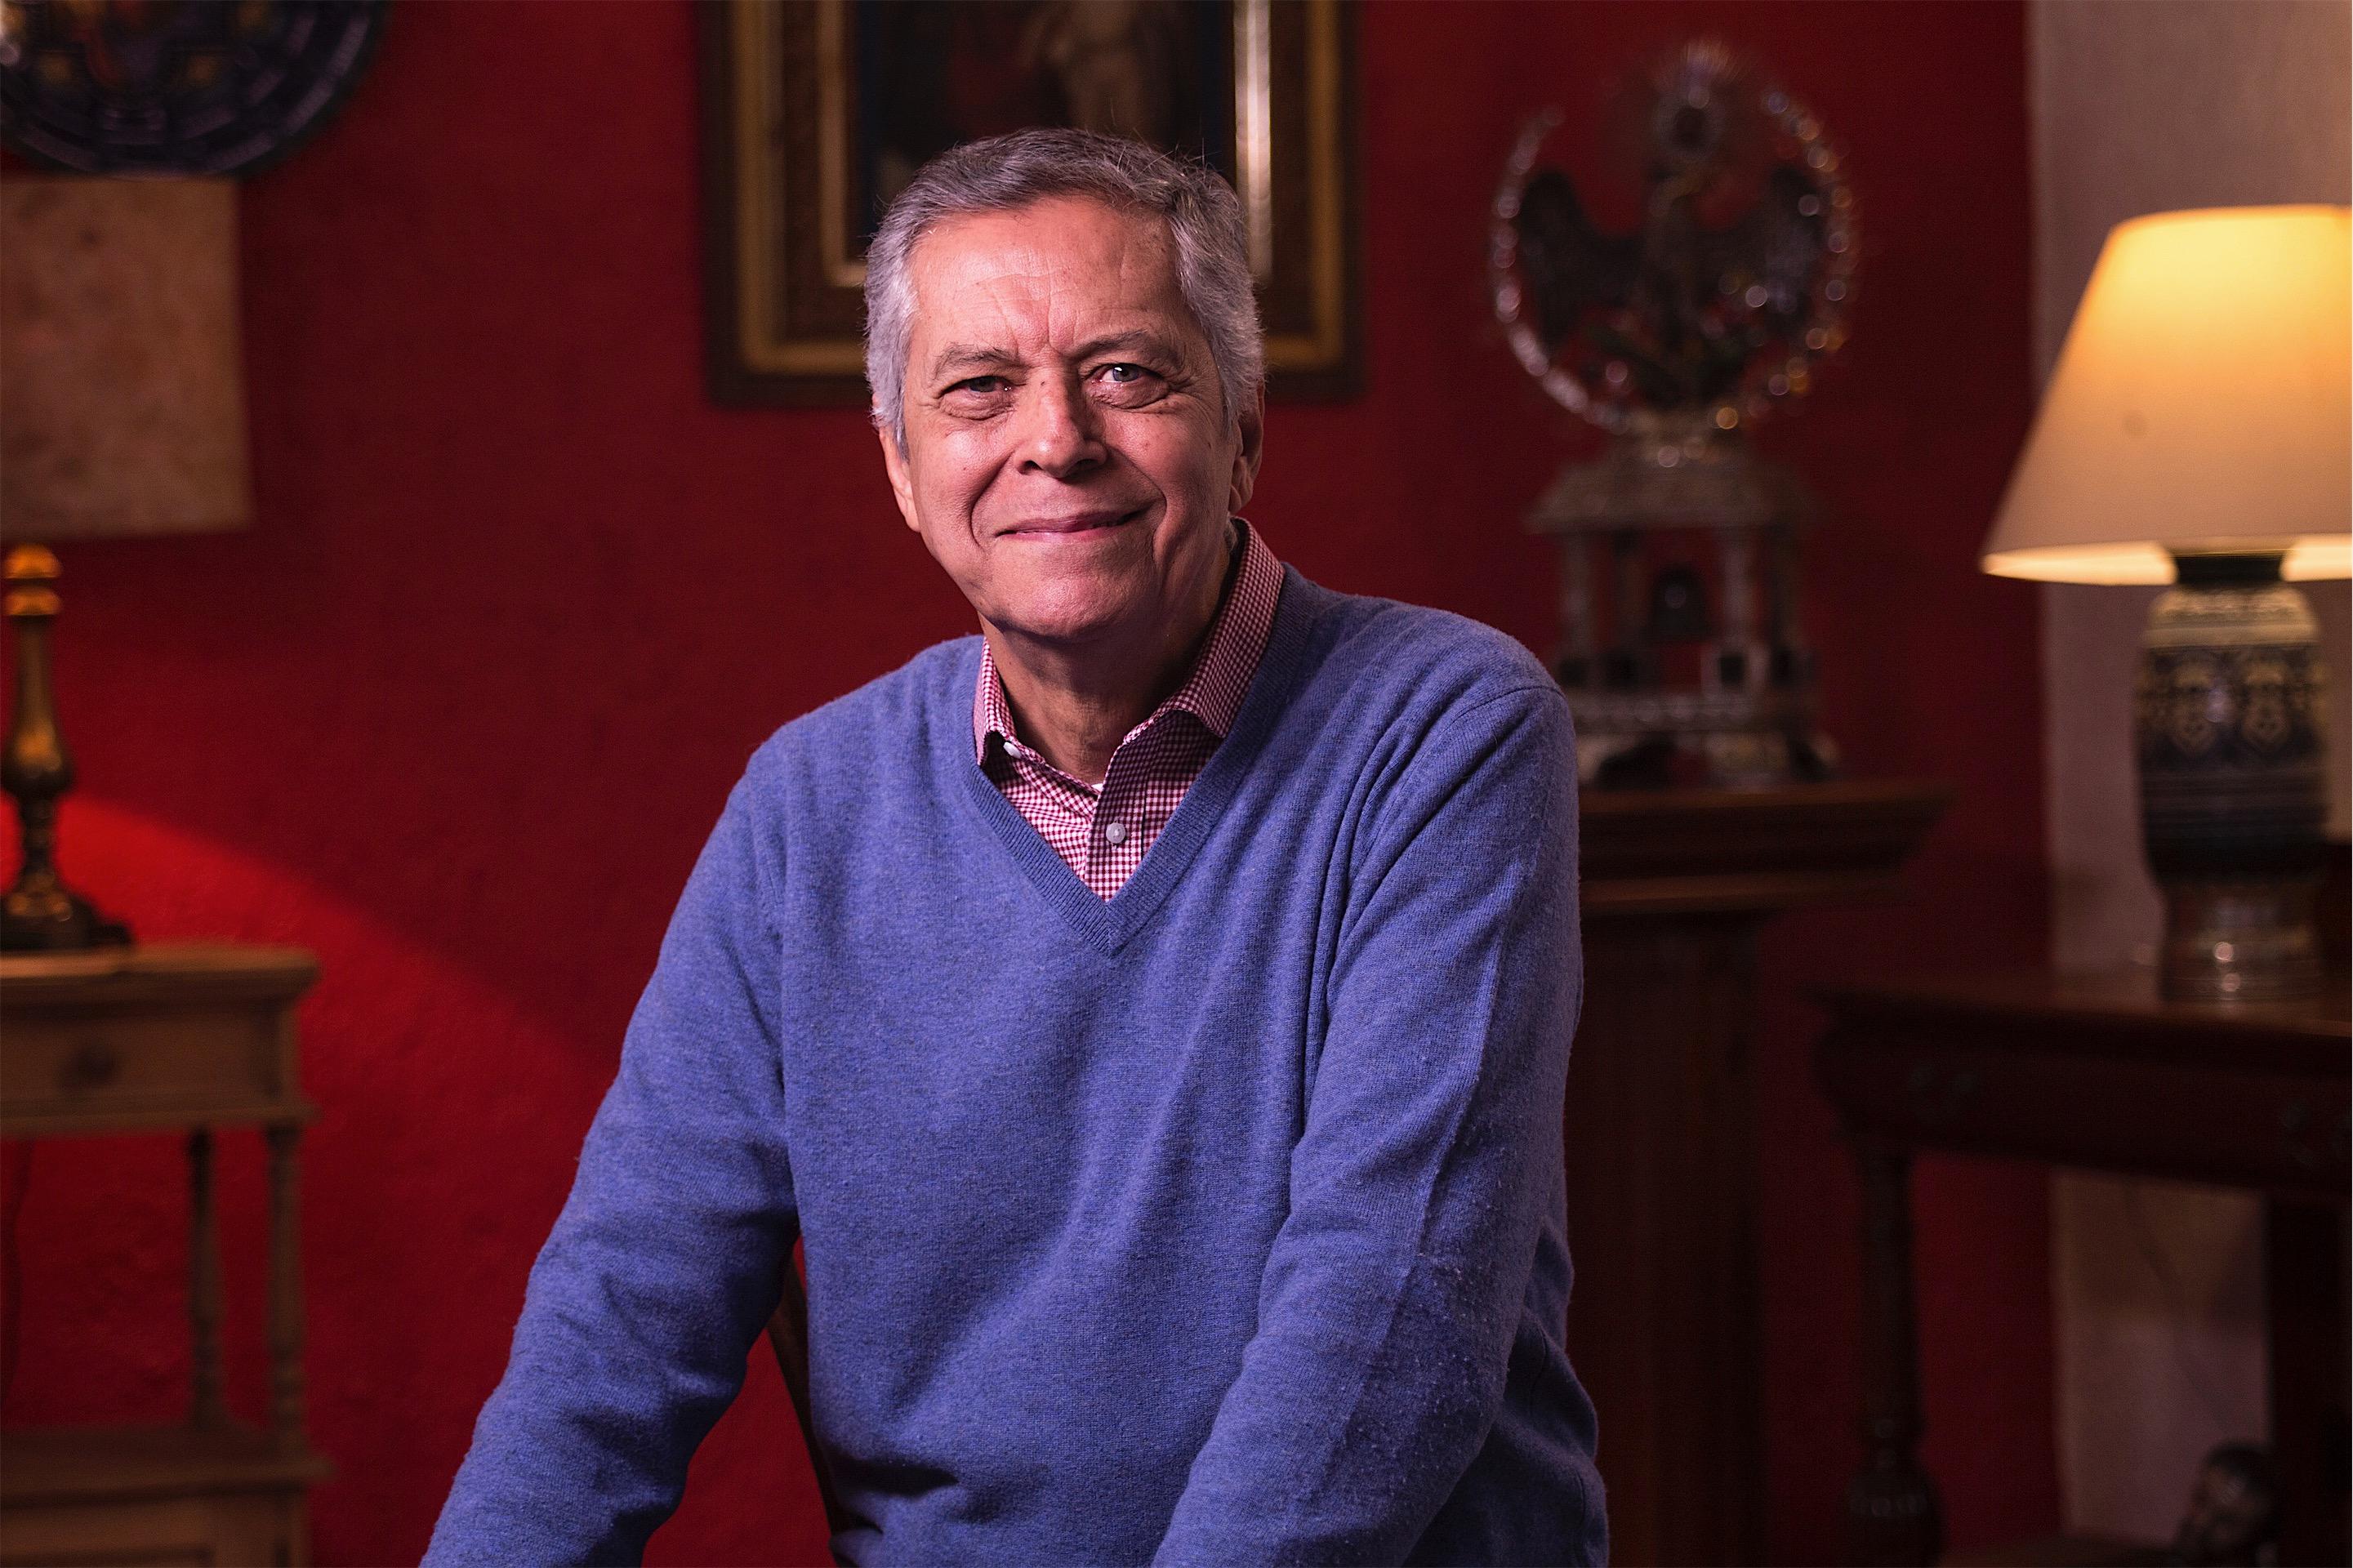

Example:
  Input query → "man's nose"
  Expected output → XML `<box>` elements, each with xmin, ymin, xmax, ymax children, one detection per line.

<box><xmin>1014</xmin><ymin>374</ymin><xmax>1107</xmax><ymax>479</ymax></box>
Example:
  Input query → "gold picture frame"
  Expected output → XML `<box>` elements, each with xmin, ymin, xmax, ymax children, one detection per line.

<box><xmin>699</xmin><ymin>0</ymin><xmax>1361</xmax><ymax>407</ymax></box>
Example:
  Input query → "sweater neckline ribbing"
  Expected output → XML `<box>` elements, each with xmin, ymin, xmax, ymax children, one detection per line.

<box><xmin>948</xmin><ymin>564</ymin><xmax>1329</xmax><ymax>954</ymax></box>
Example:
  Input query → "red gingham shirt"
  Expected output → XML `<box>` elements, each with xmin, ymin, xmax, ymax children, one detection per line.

<box><xmin>975</xmin><ymin>520</ymin><xmax>1283</xmax><ymax>899</ymax></box>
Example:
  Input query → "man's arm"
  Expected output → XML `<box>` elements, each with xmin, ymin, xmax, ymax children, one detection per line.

<box><xmin>426</xmin><ymin>770</ymin><xmax>796</xmax><ymax>1566</ymax></box>
<box><xmin>1153</xmin><ymin>683</ymin><xmax>1581</xmax><ymax>1566</ymax></box>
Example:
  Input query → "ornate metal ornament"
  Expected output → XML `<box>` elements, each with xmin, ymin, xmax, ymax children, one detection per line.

<box><xmin>1491</xmin><ymin>42</ymin><xmax>1855</xmax><ymax>789</ymax></box>
<box><xmin>0</xmin><ymin>0</ymin><xmax>385</xmax><ymax>176</ymax></box>
<box><xmin>1491</xmin><ymin>39</ymin><xmax>1854</xmax><ymax>437</ymax></box>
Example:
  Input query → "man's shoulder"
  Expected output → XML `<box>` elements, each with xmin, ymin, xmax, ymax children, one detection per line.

<box><xmin>1286</xmin><ymin>572</ymin><xmax>1564</xmax><ymax>729</ymax></box>
<box><xmin>1270</xmin><ymin>577</ymin><xmax>1575</xmax><ymax>872</ymax></box>
<box><xmin>743</xmin><ymin>635</ymin><xmax>978</xmax><ymax>791</ymax></box>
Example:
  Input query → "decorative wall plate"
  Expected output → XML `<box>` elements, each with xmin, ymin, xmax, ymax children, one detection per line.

<box><xmin>0</xmin><ymin>0</ymin><xmax>385</xmax><ymax>176</ymax></box>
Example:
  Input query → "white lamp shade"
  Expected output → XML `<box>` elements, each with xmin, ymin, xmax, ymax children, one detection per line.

<box><xmin>1981</xmin><ymin>206</ymin><xmax>2351</xmax><ymax>585</ymax></box>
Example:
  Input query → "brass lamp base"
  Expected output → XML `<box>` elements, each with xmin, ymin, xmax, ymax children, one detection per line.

<box><xmin>2137</xmin><ymin>550</ymin><xmax>2328</xmax><ymax>1003</ymax></box>
<box><xmin>2</xmin><ymin>544</ymin><xmax>131</xmax><ymax>953</ymax></box>
<box><xmin>2</xmin><ymin>866</ymin><xmax>131</xmax><ymax>951</ymax></box>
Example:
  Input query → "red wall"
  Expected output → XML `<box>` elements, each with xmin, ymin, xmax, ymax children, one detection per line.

<box><xmin>1</xmin><ymin>3</ymin><xmax>2053</xmax><ymax>1562</ymax></box>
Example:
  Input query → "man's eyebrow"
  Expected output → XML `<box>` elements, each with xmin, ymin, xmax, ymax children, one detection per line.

<box><xmin>924</xmin><ymin>331</ymin><xmax>1186</xmax><ymax>383</ymax></box>
<box><xmin>1067</xmin><ymin>330</ymin><xmax>1182</xmax><ymax>363</ymax></box>
<box><xmin>926</xmin><ymin>344</ymin><xmax>1019</xmax><ymax>381</ymax></box>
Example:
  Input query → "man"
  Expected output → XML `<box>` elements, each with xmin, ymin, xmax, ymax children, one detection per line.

<box><xmin>428</xmin><ymin>127</ymin><xmax>1603</xmax><ymax>1566</ymax></box>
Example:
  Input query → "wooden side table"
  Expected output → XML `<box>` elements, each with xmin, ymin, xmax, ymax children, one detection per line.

<box><xmin>1814</xmin><ymin>971</ymin><xmax>2351</xmax><ymax>1567</ymax></box>
<box><xmin>0</xmin><ymin>942</ymin><xmax>332</xmax><ymax>1568</ymax></box>
<box><xmin>1573</xmin><ymin>779</ymin><xmax>1950</xmax><ymax>1566</ymax></box>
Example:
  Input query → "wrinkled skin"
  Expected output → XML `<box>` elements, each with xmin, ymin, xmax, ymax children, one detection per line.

<box><xmin>879</xmin><ymin>196</ymin><xmax>1264</xmax><ymax>782</ymax></box>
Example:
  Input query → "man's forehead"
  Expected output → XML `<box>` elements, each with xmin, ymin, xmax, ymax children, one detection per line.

<box><xmin>914</xmin><ymin>194</ymin><xmax>1172</xmax><ymax>274</ymax></box>
<box><xmin>904</xmin><ymin>197</ymin><xmax>1191</xmax><ymax>352</ymax></box>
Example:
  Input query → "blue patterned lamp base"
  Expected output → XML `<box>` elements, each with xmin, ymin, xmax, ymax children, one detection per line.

<box><xmin>2137</xmin><ymin>551</ymin><xmax>2330</xmax><ymax>1001</ymax></box>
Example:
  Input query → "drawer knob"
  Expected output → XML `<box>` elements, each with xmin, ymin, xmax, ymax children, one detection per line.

<box><xmin>62</xmin><ymin>1040</ymin><xmax>120</xmax><ymax>1089</ymax></box>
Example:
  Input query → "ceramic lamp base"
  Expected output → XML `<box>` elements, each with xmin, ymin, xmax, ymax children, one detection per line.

<box><xmin>2137</xmin><ymin>551</ymin><xmax>2329</xmax><ymax>1003</ymax></box>
<box><xmin>2157</xmin><ymin>880</ymin><xmax>2323</xmax><ymax>1003</ymax></box>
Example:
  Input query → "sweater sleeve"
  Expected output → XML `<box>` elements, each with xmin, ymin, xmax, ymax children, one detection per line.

<box><xmin>426</xmin><ymin>769</ymin><xmax>798</xmax><ymax>1566</ymax></box>
<box><xmin>1152</xmin><ymin>683</ymin><xmax>1581</xmax><ymax>1566</ymax></box>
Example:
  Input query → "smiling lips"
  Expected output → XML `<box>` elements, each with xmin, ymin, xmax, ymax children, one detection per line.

<box><xmin>1002</xmin><ymin>507</ymin><xmax>1146</xmax><ymax>537</ymax></box>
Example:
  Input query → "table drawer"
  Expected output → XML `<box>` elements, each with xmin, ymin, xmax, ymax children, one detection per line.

<box><xmin>2</xmin><ymin>1003</ymin><xmax>297</xmax><ymax>1131</ymax></box>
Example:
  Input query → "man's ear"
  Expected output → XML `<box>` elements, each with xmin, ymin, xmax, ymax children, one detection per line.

<box><xmin>1227</xmin><ymin>384</ymin><xmax>1267</xmax><ymax>515</ymax></box>
<box><xmin>877</xmin><ymin>424</ymin><xmax>921</xmax><ymax>532</ymax></box>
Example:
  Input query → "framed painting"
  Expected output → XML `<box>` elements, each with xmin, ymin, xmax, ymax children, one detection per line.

<box><xmin>698</xmin><ymin>0</ymin><xmax>1361</xmax><ymax>408</ymax></box>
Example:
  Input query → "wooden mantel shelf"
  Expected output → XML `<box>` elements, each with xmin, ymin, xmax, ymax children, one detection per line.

<box><xmin>1580</xmin><ymin>778</ymin><xmax>1954</xmax><ymax>916</ymax></box>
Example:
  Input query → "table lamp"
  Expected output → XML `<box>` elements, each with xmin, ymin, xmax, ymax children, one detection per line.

<box><xmin>0</xmin><ymin>176</ymin><xmax>251</xmax><ymax>950</ymax></box>
<box><xmin>1981</xmin><ymin>206</ymin><xmax>2351</xmax><ymax>1002</ymax></box>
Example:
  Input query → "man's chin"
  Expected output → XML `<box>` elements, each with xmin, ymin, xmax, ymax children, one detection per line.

<box><xmin>981</xmin><ymin>584</ymin><xmax>1150</xmax><ymax>653</ymax></box>
<box><xmin>988</xmin><ymin>608</ymin><xmax>1132</xmax><ymax>653</ymax></box>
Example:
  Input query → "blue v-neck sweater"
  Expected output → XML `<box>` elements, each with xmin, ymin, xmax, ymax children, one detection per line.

<box><xmin>427</xmin><ymin>569</ymin><xmax>1605</xmax><ymax>1567</ymax></box>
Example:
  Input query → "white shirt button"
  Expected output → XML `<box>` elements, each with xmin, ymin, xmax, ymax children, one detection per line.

<box><xmin>1103</xmin><ymin>820</ymin><xmax>1129</xmax><ymax>846</ymax></box>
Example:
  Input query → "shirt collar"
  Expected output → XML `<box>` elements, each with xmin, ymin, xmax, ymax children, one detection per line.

<box><xmin>973</xmin><ymin>518</ymin><xmax>1284</xmax><ymax>765</ymax></box>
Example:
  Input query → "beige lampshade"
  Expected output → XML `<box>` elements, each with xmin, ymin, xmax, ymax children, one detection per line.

<box><xmin>0</xmin><ymin>177</ymin><xmax>252</xmax><ymax>543</ymax></box>
<box><xmin>1981</xmin><ymin>206</ymin><xmax>2351</xmax><ymax>585</ymax></box>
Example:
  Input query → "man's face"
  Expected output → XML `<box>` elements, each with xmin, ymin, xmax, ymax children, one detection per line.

<box><xmin>880</xmin><ymin>196</ymin><xmax>1263</xmax><ymax>654</ymax></box>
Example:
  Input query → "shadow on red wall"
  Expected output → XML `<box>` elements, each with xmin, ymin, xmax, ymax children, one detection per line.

<box><xmin>1</xmin><ymin>2</ymin><xmax>2052</xmax><ymax>1562</ymax></box>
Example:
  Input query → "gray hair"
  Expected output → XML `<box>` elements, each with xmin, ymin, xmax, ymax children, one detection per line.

<box><xmin>862</xmin><ymin>127</ymin><xmax>1264</xmax><ymax>451</ymax></box>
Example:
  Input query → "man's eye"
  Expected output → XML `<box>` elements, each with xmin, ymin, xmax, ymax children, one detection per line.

<box><xmin>952</xmin><ymin>376</ymin><xmax>1009</xmax><ymax>394</ymax></box>
<box><xmin>1094</xmin><ymin>363</ymin><xmax>1160</xmax><ymax>390</ymax></box>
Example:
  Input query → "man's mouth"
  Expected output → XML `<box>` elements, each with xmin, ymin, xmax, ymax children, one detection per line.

<box><xmin>1004</xmin><ymin>507</ymin><xmax>1147</xmax><ymax>537</ymax></box>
